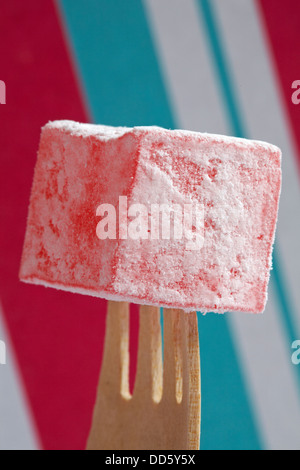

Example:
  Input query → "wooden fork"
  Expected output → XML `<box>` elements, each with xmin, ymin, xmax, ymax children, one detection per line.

<box><xmin>86</xmin><ymin>301</ymin><xmax>201</xmax><ymax>450</ymax></box>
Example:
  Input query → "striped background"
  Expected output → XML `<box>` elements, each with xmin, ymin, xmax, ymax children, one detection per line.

<box><xmin>0</xmin><ymin>0</ymin><xmax>300</xmax><ymax>450</ymax></box>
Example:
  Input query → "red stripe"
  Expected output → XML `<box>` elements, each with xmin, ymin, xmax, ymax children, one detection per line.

<box><xmin>257</xmin><ymin>0</ymin><xmax>300</xmax><ymax>173</ymax></box>
<box><xmin>0</xmin><ymin>0</ymin><xmax>138</xmax><ymax>450</ymax></box>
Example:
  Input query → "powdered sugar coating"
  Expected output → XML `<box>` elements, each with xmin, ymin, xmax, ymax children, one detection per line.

<box><xmin>20</xmin><ymin>120</ymin><xmax>281</xmax><ymax>313</ymax></box>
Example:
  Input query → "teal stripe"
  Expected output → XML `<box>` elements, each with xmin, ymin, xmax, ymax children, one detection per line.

<box><xmin>59</xmin><ymin>0</ymin><xmax>173</xmax><ymax>128</ymax></box>
<box><xmin>197</xmin><ymin>312</ymin><xmax>261</xmax><ymax>450</ymax></box>
<box><xmin>198</xmin><ymin>0</ymin><xmax>245</xmax><ymax>138</ymax></box>
<box><xmin>59</xmin><ymin>0</ymin><xmax>263</xmax><ymax>450</ymax></box>
<box><xmin>160</xmin><ymin>307</ymin><xmax>164</xmax><ymax>361</ymax></box>
<box><xmin>198</xmin><ymin>0</ymin><xmax>300</xmax><ymax>435</ymax></box>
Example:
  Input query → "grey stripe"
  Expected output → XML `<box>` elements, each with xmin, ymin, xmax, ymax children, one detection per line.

<box><xmin>0</xmin><ymin>305</ymin><xmax>39</xmax><ymax>450</ymax></box>
<box><xmin>212</xmin><ymin>0</ymin><xmax>300</xmax><ymax>449</ymax></box>
<box><xmin>143</xmin><ymin>0</ymin><xmax>227</xmax><ymax>134</ymax></box>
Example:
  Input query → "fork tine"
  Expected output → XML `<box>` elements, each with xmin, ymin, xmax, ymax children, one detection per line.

<box><xmin>99</xmin><ymin>300</ymin><xmax>130</xmax><ymax>399</ymax></box>
<box><xmin>162</xmin><ymin>309</ymin><xmax>176</xmax><ymax>400</ymax></box>
<box><xmin>163</xmin><ymin>309</ymin><xmax>187</xmax><ymax>403</ymax></box>
<box><xmin>134</xmin><ymin>305</ymin><xmax>163</xmax><ymax>403</ymax></box>
<box><xmin>180</xmin><ymin>313</ymin><xmax>190</xmax><ymax>406</ymax></box>
<box><xmin>187</xmin><ymin>311</ymin><xmax>201</xmax><ymax>450</ymax></box>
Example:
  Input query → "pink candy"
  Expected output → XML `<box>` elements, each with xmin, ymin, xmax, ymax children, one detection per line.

<box><xmin>20</xmin><ymin>120</ymin><xmax>281</xmax><ymax>313</ymax></box>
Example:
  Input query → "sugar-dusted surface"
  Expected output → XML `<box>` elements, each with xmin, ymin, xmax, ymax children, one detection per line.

<box><xmin>20</xmin><ymin>120</ymin><xmax>281</xmax><ymax>313</ymax></box>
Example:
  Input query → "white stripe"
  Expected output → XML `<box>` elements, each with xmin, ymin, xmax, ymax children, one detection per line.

<box><xmin>0</xmin><ymin>304</ymin><xmax>39</xmax><ymax>450</ymax></box>
<box><xmin>231</xmin><ymin>285</ymin><xmax>300</xmax><ymax>450</ymax></box>
<box><xmin>144</xmin><ymin>0</ymin><xmax>300</xmax><ymax>450</ymax></box>
<box><xmin>212</xmin><ymin>0</ymin><xmax>300</xmax><ymax>338</ymax></box>
<box><xmin>211</xmin><ymin>0</ymin><xmax>300</xmax><ymax>449</ymax></box>
<box><xmin>143</xmin><ymin>0</ymin><xmax>228</xmax><ymax>134</ymax></box>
